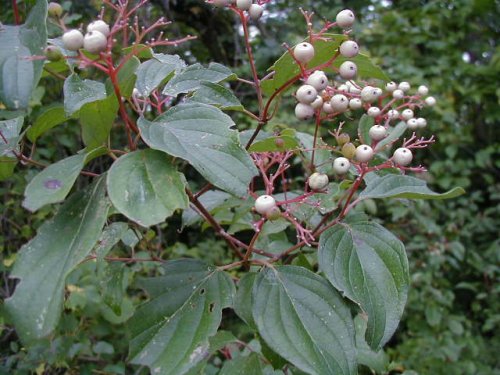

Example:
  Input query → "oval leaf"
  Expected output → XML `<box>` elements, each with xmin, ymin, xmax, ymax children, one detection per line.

<box><xmin>107</xmin><ymin>149</ymin><xmax>188</xmax><ymax>227</ymax></box>
<box><xmin>319</xmin><ymin>221</ymin><xmax>409</xmax><ymax>350</ymax></box>
<box><xmin>190</xmin><ymin>81</ymin><xmax>243</xmax><ymax>111</ymax></box>
<box><xmin>359</xmin><ymin>174</ymin><xmax>465</xmax><ymax>201</ymax></box>
<box><xmin>135</xmin><ymin>53</ymin><xmax>186</xmax><ymax>97</ymax></box>
<box><xmin>128</xmin><ymin>259</ymin><xmax>235</xmax><ymax>375</ymax></box>
<box><xmin>252</xmin><ymin>266</ymin><xmax>356</xmax><ymax>375</ymax></box>
<box><xmin>63</xmin><ymin>74</ymin><xmax>107</xmax><ymax>115</ymax></box>
<box><xmin>138</xmin><ymin>103</ymin><xmax>257</xmax><ymax>197</ymax></box>
<box><xmin>5</xmin><ymin>178</ymin><xmax>109</xmax><ymax>343</ymax></box>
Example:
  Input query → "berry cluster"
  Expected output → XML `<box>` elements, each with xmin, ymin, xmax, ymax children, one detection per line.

<box><xmin>253</xmin><ymin>9</ymin><xmax>437</xmax><ymax>226</ymax></box>
<box><xmin>212</xmin><ymin>0</ymin><xmax>266</xmax><ymax>21</ymax></box>
<box><xmin>61</xmin><ymin>20</ymin><xmax>110</xmax><ymax>54</ymax></box>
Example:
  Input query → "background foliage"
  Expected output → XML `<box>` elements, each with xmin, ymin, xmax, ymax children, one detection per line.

<box><xmin>1</xmin><ymin>0</ymin><xmax>499</xmax><ymax>374</ymax></box>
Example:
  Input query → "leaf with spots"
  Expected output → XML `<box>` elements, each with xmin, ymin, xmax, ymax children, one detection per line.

<box><xmin>107</xmin><ymin>149</ymin><xmax>188</xmax><ymax>227</ymax></box>
<box><xmin>318</xmin><ymin>220</ymin><xmax>410</xmax><ymax>350</ymax></box>
<box><xmin>252</xmin><ymin>266</ymin><xmax>357</xmax><ymax>375</ymax></box>
<box><xmin>128</xmin><ymin>259</ymin><xmax>235</xmax><ymax>375</ymax></box>
<box><xmin>5</xmin><ymin>177</ymin><xmax>109</xmax><ymax>344</ymax></box>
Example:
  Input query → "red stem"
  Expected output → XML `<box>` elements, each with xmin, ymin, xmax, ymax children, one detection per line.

<box><xmin>12</xmin><ymin>0</ymin><xmax>20</xmax><ymax>25</ymax></box>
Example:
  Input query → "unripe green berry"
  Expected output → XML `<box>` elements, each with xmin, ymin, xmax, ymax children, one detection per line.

<box><xmin>48</xmin><ymin>2</ymin><xmax>63</xmax><ymax>18</ymax></box>
<box><xmin>336</xmin><ymin>133</ymin><xmax>350</xmax><ymax>146</ymax></box>
<box><xmin>266</xmin><ymin>206</ymin><xmax>282</xmax><ymax>221</ymax></box>
<box><xmin>341</xmin><ymin>142</ymin><xmax>356</xmax><ymax>159</ymax></box>
<box><xmin>44</xmin><ymin>46</ymin><xmax>63</xmax><ymax>61</ymax></box>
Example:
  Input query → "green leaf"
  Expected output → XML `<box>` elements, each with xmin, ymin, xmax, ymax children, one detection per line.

<box><xmin>107</xmin><ymin>149</ymin><xmax>189</xmax><ymax>227</ymax></box>
<box><xmin>295</xmin><ymin>132</ymin><xmax>332</xmax><ymax>174</ymax></box>
<box><xmin>0</xmin><ymin>116</ymin><xmax>23</xmax><ymax>157</ymax></box>
<box><xmin>261</xmin><ymin>34</ymin><xmax>388</xmax><ymax>96</ymax></box>
<box><xmin>318</xmin><ymin>221</ymin><xmax>409</xmax><ymax>350</ymax></box>
<box><xmin>357</xmin><ymin>114</ymin><xmax>374</xmax><ymax>145</ymax></box>
<box><xmin>94</xmin><ymin>222</ymin><xmax>129</xmax><ymax>259</ymax></box>
<box><xmin>22</xmin><ymin>153</ymin><xmax>87</xmax><ymax>212</ymax></box>
<box><xmin>138</xmin><ymin>103</ymin><xmax>257</xmax><ymax>197</ymax></box>
<box><xmin>63</xmin><ymin>74</ymin><xmax>107</xmax><ymax>115</ymax></box>
<box><xmin>182</xmin><ymin>190</ymin><xmax>232</xmax><ymax>227</ymax></box>
<box><xmin>359</xmin><ymin>174</ymin><xmax>465</xmax><ymax>201</ymax></box>
<box><xmin>249</xmin><ymin>129</ymin><xmax>300</xmax><ymax>152</ymax></box>
<box><xmin>163</xmin><ymin>63</ymin><xmax>235</xmax><ymax>96</ymax></box>
<box><xmin>27</xmin><ymin>105</ymin><xmax>67</xmax><ymax>142</ymax></box>
<box><xmin>128</xmin><ymin>259</ymin><xmax>235</xmax><ymax>375</ymax></box>
<box><xmin>116</xmin><ymin>56</ymin><xmax>140</xmax><ymax>98</ymax></box>
<box><xmin>79</xmin><ymin>94</ymin><xmax>119</xmax><ymax>149</ymax></box>
<box><xmin>190</xmin><ymin>81</ymin><xmax>243</xmax><ymax>111</ymax></box>
<box><xmin>122</xmin><ymin>44</ymin><xmax>153</xmax><ymax>59</ymax></box>
<box><xmin>0</xmin><ymin>0</ymin><xmax>47</xmax><ymax>109</ymax></box>
<box><xmin>208</xmin><ymin>330</ymin><xmax>238</xmax><ymax>353</ymax></box>
<box><xmin>0</xmin><ymin>156</ymin><xmax>17</xmax><ymax>180</ymax></box>
<box><xmin>5</xmin><ymin>178</ymin><xmax>109</xmax><ymax>343</ymax></box>
<box><xmin>234</xmin><ymin>272</ymin><xmax>257</xmax><ymax>329</ymax></box>
<box><xmin>135</xmin><ymin>53</ymin><xmax>186</xmax><ymax>97</ymax></box>
<box><xmin>219</xmin><ymin>353</ymin><xmax>264</xmax><ymax>375</ymax></box>
<box><xmin>354</xmin><ymin>315</ymin><xmax>389</xmax><ymax>373</ymax></box>
<box><xmin>252</xmin><ymin>266</ymin><xmax>356</xmax><ymax>375</ymax></box>
<box><xmin>373</xmin><ymin>121</ymin><xmax>407</xmax><ymax>152</ymax></box>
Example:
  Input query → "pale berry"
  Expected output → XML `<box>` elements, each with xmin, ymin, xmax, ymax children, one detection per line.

<box><xmin>306</xmin><ymin>71</ymin><xmax>328</xmax><ymax>90</ymax></box>
<box><xmin>398</xmin><ymin>81</ymin><xmax>411</xmax><ymax>92</ymax></box>
<box><xmin>236</xmin><ymin>0</ymin><xmax>252</xmax><ymax>10</ymax></box>
<box><xmin>255</xmin><ymin>195</ymin><xmax>277</xmax><ymax>215</ymax></box>
<box><xmin>48</xmin><ymin>2</ymin><xmax>63</xmax><ymax>18</ymax></box>
<box><xmin>296</xmin><ymin>85</ymin><xmax>318</xmax><ymax>104</ymax></box>
<box><xmin>385</xmin><ymin>81</ymin><xmax>397</xmax><ymax>92</ymax></box>
<box><xmin>387</xmin><ymin>109</ymin><xmax>400</xmax><ymax>120</ymax></box>
<box><xmin>407</xmin><ymin>118</ymin><xmax>419</xmax><ymax>130</ymax></box>
<box><xmin>338</xmin><ymin>84</ymin><xmax>349</xmax><ymax>92</ymax></box>
<box><xmin>294</xmin><ymin>42</ymin><xmax>315</xmax><ymax>64</ymax></box>
<box><xmin>417</xmin><ymin>85</ymin><xmax>429</xmax><ymax>96</ymax></box>
<box><xmin>392</xmin><ymin>89</ymin><xmax>405</xmax><ymax>99</ymax></box>
<box><xmin>308</xmin><ymin>172</ymin><xmax>329</xmax><ymax>190</ymax></box>
<box><xmin>295</xmin><ymin>103</ymin><xmax>315</xmax><ymax>120</ymax></box>
<box><xmin>339</xmin><ymin>61</ymin><xmax>357</xmax><ymax>79</ymax></box>
<box><xmin>336</xmin><ymin>9</ymin><xmax>355</xmax><ymax>28</ymax></box>
<box><xmin>361</xmin><ymin>86</ymin><xmax>377</xmax><ymax>103</ymax></box>
<box><xmin>339</xmin><ymin>40</ymin><xmax>359</xmax><ymax>58</ymax></box>
<box><xmin>62</xmin><ymin>29</ymin><xmax>84</xmax><ymax>51</ymax></box>
<box><xmin>83</xmin><ymin>31</ymin><xmax>107</xmax><ymax>54</ymax></box>
<box><xmin>44</xmin><ymin>46</ymin><xmax>63</xmax><ymax>61</ymax></box>
<box><xmin>310</xmin><ymin>96</ymin><xmax>324</xmax><ymax>109</ymax></box>
<box><xmin>367</xmin><ymin>106</ymin><xmax>381</xmax><ymax>117</ymax></box>
<box><xmin>330</xmin><ymin>94</ymin><xmax>349</xmax><ymax>112</ymax></box>
<box><xmin>393</xmin><ymin>147</ymin><xmax>413</xmax><ymax>166</ymax></box>
<box><xmin>349</xmin><ymin>98</ymin><xmax>363</xmax><ymax>110</ymax></box>
<box><xmin>425</xmin><ymin>96</ymin><xmax>436</xmax><ymax>106</ymax></box>
<box><xmin>87</xmin><ymin>20</ymin><xmax>110</xmax><ymax>37</ymax></box>
<box><xmin>322</xmin><ymin>102</ymin><xmax>334</xmax><ymax>114</ymax></box>
<box><xmin>401</xmin><ymin>108</ymin><xmax>414</xmax><ymax>120</ymax></box>
<box><xmin>266</xmin><ymin>206</ymin><xmax>282</xmax><ymax>221</ymax></box>
<box><xmin>369</xmin><ymin>125</ymin><xmax>387</xmax><ymax>141</ymax></box>
<box><xmin>355</xmin><ymin>144</ymin><xmax>374</xmax><ymax>162</ymax></box>
<box><xmin>346</xmin><ymin>81</ymin><xmax>361</xmax><ymax>94</ymax></box>
<box><xmin>417</xmin><ymin>117</ymin><xmax>427</xmax><ymax>128</ymax></box>
<box><xmin>333</xmin><ymin>157</ymin><xmax>351</xmax><ymax>174</ymax></box>
<box><xmin>249</xmin><ymin>4</ymin><xmax>264</xmax><ymax>20</ymax></box>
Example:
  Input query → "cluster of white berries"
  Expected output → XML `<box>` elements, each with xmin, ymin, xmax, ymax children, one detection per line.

<box><xmin>213</xmin><ymin>0</ymin><xmax>265</xmax><ymax>21</ymax></box>
<box><xmin>62</xmin><ymin>20</ymin><xmax>110</xmax><ymax>54</ymax></box>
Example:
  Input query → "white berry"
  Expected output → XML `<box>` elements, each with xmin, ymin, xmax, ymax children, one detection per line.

<box><xmin>333</xmin><ymin>157</ymin><xmax>351</xmax><ymax>174</ymax></box>
<box><xmin>339</xmin><ymin>40</ymin><xmax>359</xmax><ymax>58</ymax></box>
<box><xmin>310</xmin><ymin>96</ymin><xmax>324</xmax><ymax>109</ymax></box>
<box><xmin>367</xmin><ymin>106</ymin><xmax>381</xmax><ymax>117</ymax></box>
<box><xmin>306</xmin><ymin>71</ymin><xmax>328</xmax><ymax>90</ymax></box>
<box><xmin>308</xmin><ymin>172</ymin><xmax>329</xmax><ymax>190</ymax></box>
<box><xmin>336</xmin><ymin>9</ymin><xmax>355</xmax><ymax>28</ymax></box>
<box><xmin>407</xmin><ymin>118</ymin><xmax>419</xmax><ymax>130</ymax></box>
<box><xmin>62</xmin><ymin>29</ymin><xmax>84</xmax><ymax>51</ymax></box>
<box><xmin>393</xmin><ymin>147</ymin><xmax>413</xmax><ymax>166</ymax></box>
<box><xmin>346</xmin><ymin>81</ymin><xmax>361</xmax><ymax>94</ymax></box>
<box><xmin>392</xmin><ymin>89</ymin><xmax>405</xmax><ymax>99</ymax></box>
<box><xmin>296</xmin><ymin>85</ymin><xmax>318</xmax><ymax>104</ymax></box>
<box><xmin>361</xmin><ymin>86</ymin><xmax>379</xmax><ymax>103</ymax></box>
<box><xmin>385</xmin><ymin>81</ymin><xmax>397</xmax><ymax>92</ymax></box>
<box><xmin>355</xmin><ymin>145</ymin><xmax>374</xmax><ymax>162</ymax></box>
<box><xmin>425</xmin><ymin>96</ymin><xmax>436</xmax><ymax>106</ymax></box>
<box><xmin>249</xmin><ymin>4</ymin><xmax>264</xmax><ymax>20</ymax></box>
<box><xmin>417</xmin><ymin>85</ymin><xmax>429</xmax><ymax>96</ymax></box>
<box><xmin>398</xmin><ymin>81</ymin><xmax>411</xmax><ymax>92</ymax></box>
<box><xmin>369</xmin><ymin>125</ymin><xmax>387</xmax><ymax>141</ymax></box>
<box><xmin>387</xmin><ymin>109</ymin><xmax>400</xmax><ymax>120</ymax></box>
<box><xmin>349</xmin><ymin>98</ymin><xmax>362</xmax><ymax>110</ymax></box>
<box><xmin>339</xmin><ymin>61</ymin><xmax>357</xmax><ymax>79</ymax></box>
<box><xmin>294</xmin><ymin>42</ymin><xmax>315</xmax><ymax>64</ymax></box>
<box><xmin>255</xmin><ymin>195</ymin><xmax>277</xmax><ymax>215</ymax></box>
<box><xmin>83</xmin><ymin>31</ymin><xmax>107</xmax><ymax>54</ymax></box>
<box><xmin>338</xmin><ymin>84</ymin><xmax>349</xmax><ymax>92</ymax></box>
<box><xmin>295</xmin><ymin>103</ymin><xmax>315</xmax><ymax>120</ymax></box>
<box><xmin>236</xmin><ymin>0</ymin><xmax>252</xmax><ymax>10</ymax></box>
<box><xmin>330</xmin><ymin>94</ymin><xmax>349</xmax><ymax>112</ymax></box>
<box><xmin>87</xmin><ymin>20</ymin><xmax>110</xmax><ymax>37</ymax></box>
<box><xmin>417</xmin><ymin>117</ymin><xmax>427</xmax><ymax>128</ymax></box>
<box><xmin>322</xmin><ymin>102</ymin><xmax>334</xmax><ymax>114</ymax></box>
<box><xmin>401</xmin><ymin>109</ymin><xmax>414</xmax><ymax>120</ymax></box>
